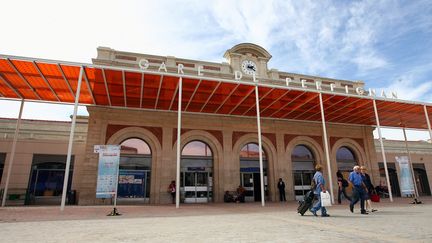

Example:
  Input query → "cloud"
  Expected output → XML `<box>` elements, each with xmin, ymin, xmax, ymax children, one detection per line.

<box><xmin>0</xmin><ymin>0</ymin><xmax>431</xmax><ymax>122</ymax></box>
<box><xmin>382</xmin><ymin>75</ymin><xmax>432</xmax><ymax>102</ymax></box>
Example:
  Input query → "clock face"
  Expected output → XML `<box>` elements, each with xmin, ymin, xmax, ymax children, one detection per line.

<box><xmin>241</xmin><ymin>60</ymin><xmax>257</xmax><ymax>75</ymax></box>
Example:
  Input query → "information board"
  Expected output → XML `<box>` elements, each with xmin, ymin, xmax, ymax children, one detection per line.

<box><xmin>395</xmin><ymin>156</ymin><xmax>415</xmax><ymax>196</ymax></box>
<box><xmin>95</xmin><ymin>145</ymin><xmax>120</xmax><ymax>199</ymax></box>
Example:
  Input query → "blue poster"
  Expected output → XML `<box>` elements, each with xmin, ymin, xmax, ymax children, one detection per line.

<box><xmin>95</xmin><ymin>145</ymin><xmax>120</xmax><ymax>198</ymax></box>
<box><xmin>395</xmin><ymin>156</ymin><xmax>415</xmax><ymax>196</ymax></box>
<box><xmin>118</xmin><ymin>170</ymin><xmax>146</xmax><ymax>198</ymax></box>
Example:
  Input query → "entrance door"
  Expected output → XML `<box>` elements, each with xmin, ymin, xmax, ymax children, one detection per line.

<box><xmin>182</xmin><ymin>172</ymin><xmax>212</xmax><ymax>203</ymax></box>
<box><xmin>253</xmin><ymin>173</ymin><xmax>262</xmax><ymax>202</ymax></box>
<box><xmin>241</xmin><ymin>173</ymin><xmax>254</xmax><ymax>202</ymax></box>
<box><xmin>240</xmin><ymin>172</ymin><xmax>265</xmax><ymax>202</ymax></box>
<box><xmin>389</xmin><ymin>168</ymin><xmax>401</xmax><ymax>197</ymax></box>
<box><xmin>414</xmin><ymin>168</ymin><xmax>431</xmax><ymax>196</ymax></box>
<box><xmin>293</xmin><ymin>171</ymin><xmax>313</xmax><ymax>201</ymax></box>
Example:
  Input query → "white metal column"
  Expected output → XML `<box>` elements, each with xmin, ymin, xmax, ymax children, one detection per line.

<box><xmin>175</xmin><ymin>77</ymin><xmax>182</xmax><ymax>208</ymax></box>
<box><xmin>402</xmin><ymin>128</ymin><xmax>419</xmax><ymax>198</ymax></box>
<box><xmin>255</xmin><ymin>85</ymin><xmax>265</xmax><ymax>207</ymax></box>
<box><xmin>1</xmin><ymin>99</ymin><xmax>24</xmax><ymax>207</ymax></box>
<box><xmin>424</xmin><ymin>105</ymin><xmax>432</xmax><ymax>142</ymax></box>
<box><xmin>60</xmin><ymin>66</ymin><xmax>84</xmax><ymax>211</ymax></box>
<box><xmin>372</xmin><ymin>99</ymin><xmax>393</xmax><ymax>202</ymax></box>
<box><xmin>318</xmin><ymin>93</ymin><xmax>335</xmax><ymax>204</ymax></box>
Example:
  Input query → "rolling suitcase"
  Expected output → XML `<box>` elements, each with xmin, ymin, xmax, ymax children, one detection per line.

<box><xmin>297</xmin><ymin>190</ymin><xmax>315</xmax><ymax>216</ymax></box>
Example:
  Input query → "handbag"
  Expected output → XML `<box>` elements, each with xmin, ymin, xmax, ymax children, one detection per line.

<box><xmin>370</xmin><ymin>193</ymin><xmax>380</xmax><ymax>202</ymax></box>
<box><xmin>320</xmin><ymin>191</ymin><xmax>332</xmax><ymax>207</ymax></box>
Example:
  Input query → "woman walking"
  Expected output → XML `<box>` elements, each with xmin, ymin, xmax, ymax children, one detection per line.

<box><xmin>360</xmin><ymin>166</ymin><xmax>377</xmax><ymax>212</ymax></box>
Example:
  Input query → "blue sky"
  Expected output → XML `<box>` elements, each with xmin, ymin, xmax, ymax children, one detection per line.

<box><xmin>0</xmin><ymin>0</ymin><xmax>431</xmax><ymax>140</ymax></box>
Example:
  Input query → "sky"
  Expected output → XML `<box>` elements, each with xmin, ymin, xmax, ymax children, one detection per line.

<box><xmin>0</xmin><ymin>0</ymin><xmax>431</xmax><ymax>141</ymax></box>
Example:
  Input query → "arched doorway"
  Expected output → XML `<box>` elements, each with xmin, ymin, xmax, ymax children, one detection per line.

<box><xmin>181</xmin><ymin>141</ymin><xmax>213</xmax><ymax>203</ymax></box>
<box><xmin>117</xmin><ymin>138</ymin><xmax>152</xmax><ymax>203</ymax></box>
<box><xmin>336</xmin><ymin>146</ymin><xmax>358</xmax><ymax>196</ymax></box>
<box><xmin>292</xmin><ymin>145</ymin><xmax>315</xmax><ymax>201</ymax></box>
<box><xmin>240</xmin><ymin>143</ymin><xmax>268</xmax><ymax>202</ymax></box>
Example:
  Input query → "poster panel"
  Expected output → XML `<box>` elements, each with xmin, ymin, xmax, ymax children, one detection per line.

<box><xmin>95</xmin><ymin>145</ymin><xmax>120</xmax><ymax>198</ymax></box>
<box><xmin>395</xmin><ymin>156</ymin><xmax>414</xmax><ymax>196</ymax></box>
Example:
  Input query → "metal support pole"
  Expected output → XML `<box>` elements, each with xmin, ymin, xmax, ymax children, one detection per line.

<box><xmin>372</xmin><ymin>99</ymin><xmax>393</xmax><ymax>202</ymax></box>
<box><xmin>255</xmin><ymin>85</ymin><xmax>265</xmax><ymax>207</ymax></box>
<box><xmin>402</xmin><ymin>128</ymin><xmax>419</xmax><ymax>198</ymax></box>
<box><xmin>60</xmin><ymin>67</ymin><xmax>84</xmax><ymax>211</ymax></box>
<box><xmin>424</xmin><ymin>105</ymin><xmax>432</xmax><ymax>142</ymax></box>
<box><xmin>175</xmin><ymin>77</ymin><xmax>182</xmax><ymax>208</ymax></box>
<box><xmin>318</xmin><ymin>93</ymin><xmax>335</xmax><ymax>204</ymax></box>
<box><xmin>1</xmin><ymin>99</ymin><xmax>24</xmax><ymax>207</ymax></box>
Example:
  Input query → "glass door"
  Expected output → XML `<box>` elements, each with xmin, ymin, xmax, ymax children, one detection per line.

<box><xmin>182</xmin><ymin>172</ymin><xmax>211</xmax><ymax>203</ymax></box>
<box><xmin>293</xmin><ymin>171</ymin><xmax>313</xmax><ymax>201</ymax></box>
<box><xmin>241</xmin><ymin>173</ymin><xmax>254</xmax><ymax>202</ymax></box>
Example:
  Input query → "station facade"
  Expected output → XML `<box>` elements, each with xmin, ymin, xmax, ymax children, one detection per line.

<box><xmin>0</xmin><ymin>43</ymin><xmax>431</xmax><ymax>205</ymax></box>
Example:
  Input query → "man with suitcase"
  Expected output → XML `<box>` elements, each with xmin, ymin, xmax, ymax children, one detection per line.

<box><xmin>309</xmin><ymin>164</ymin><xmax>330</xmax><ymax>217</ymax></box>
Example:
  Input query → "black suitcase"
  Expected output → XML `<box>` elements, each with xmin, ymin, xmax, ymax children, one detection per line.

<box><xmin>297</xmin><ymin>190</ymin><xmax>315</xmax><ymax>216</ymax></box>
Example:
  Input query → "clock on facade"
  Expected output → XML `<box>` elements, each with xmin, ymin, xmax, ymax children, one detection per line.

<box><xmin>241</xmin><ymin>60</ymin><xmax>257</xmax><ymax>75</ymax></box>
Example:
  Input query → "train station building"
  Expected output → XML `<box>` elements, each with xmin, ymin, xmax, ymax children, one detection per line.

<box><xmin>0</xmin><ymin>43</ymin><xmax>431</xmax><ymax>206</ymax></box>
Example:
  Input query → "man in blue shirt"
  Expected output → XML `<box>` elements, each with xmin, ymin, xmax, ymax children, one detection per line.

<box><xmin>349</xmin><ymin>165</ymin><xmax>368</xmax><ymax>214</ymax></box>
<box><xmin>310</xmin><ymin>164</ymin><xmax>330</xmax><ymax>217</ymax></box>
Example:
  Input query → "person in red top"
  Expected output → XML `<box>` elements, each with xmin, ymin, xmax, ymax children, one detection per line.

<box><xmin>168</xmin><ymin>180</ymin><xmax>176</xmax><ymax>204</ymax></box>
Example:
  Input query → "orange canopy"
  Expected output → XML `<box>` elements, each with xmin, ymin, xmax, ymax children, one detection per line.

<box><xmin>0</xmin><ymin>56</ymin><xmax>431</xmax><ymax>130</ymax></box>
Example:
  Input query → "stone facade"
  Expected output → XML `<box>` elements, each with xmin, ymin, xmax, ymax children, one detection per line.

<box><xmin>0</xmin><ymin>43</ymin><xmax>431</xmax><ymax>205</ymax></box>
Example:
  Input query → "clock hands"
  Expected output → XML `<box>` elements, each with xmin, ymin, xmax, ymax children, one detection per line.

<box><xmin>247</xmin><ymin>64</ymin><xmax>256</xmax><ymax>71</ymax></box>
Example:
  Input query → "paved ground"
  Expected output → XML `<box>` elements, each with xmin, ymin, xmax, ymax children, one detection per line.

<box><xmin>0</xmin><ymin>197</ymin><xmax>431</xmax><ymax>243</ymax></box>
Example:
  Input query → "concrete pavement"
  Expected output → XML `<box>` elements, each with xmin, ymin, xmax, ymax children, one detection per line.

<box><xmin>0</xmin><ymin>197</ymin><xmax>431</xmax><ymax>242</ymax></box>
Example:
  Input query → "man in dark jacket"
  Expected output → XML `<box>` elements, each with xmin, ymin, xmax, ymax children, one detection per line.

<box><xmin>277</xmin><ymin>178</ymin><xmax>286</xmax><ymax>201</ymax></box>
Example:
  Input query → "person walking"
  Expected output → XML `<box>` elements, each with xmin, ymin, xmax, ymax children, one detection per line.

<box><xmin>360</xmin><ymin>166</ymin><xmax>377</xmax><ymax>212</ymax></box>
<box><xmin>277</xmin><ymin>178</ymin><xmax>286</xmax><ymax>202</ymax></box>
<box><xmin>168</xmin><ymin>180</ymin><xmax>176</xmax><ymax>204</ymax></box>
<box><xmin>337</xmin><ymin>170</ymin><xmax>351</xmax><ymax>204</ymax></box>
<box><xmin>310</xmin><ymin>164</ymin><xmax>330</xmax><ymax>217</ymax></box>
<box><xmin>349</xmin><ymin>166</ymin><xmax>368</xmax><ymax>214</ymax></box>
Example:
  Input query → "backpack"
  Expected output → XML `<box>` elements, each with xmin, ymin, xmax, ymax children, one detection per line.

<box><xmin>342</xmin><ymin>179</ymin><xmax>349</xmax><ymax>187</ymax></box>
<box><xmin>311</xmin><ymin>178</ymin><xmax>317</xmax><ymax>191</ymax></box>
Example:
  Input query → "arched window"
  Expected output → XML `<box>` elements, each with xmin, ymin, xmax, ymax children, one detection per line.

<box><xmin>240</xmin><ymin>143</ymin><xmax>266</xmax><ymax>159</ymax></box>
<box><xmin>292</xmin><ymin>145</ymin><xmax>314</xmax><ymax>161</ymax></box>
<box><xmin>336</xmin><ymin>146</ymin><xmax>357</xmax><ymax>172</ymax></box>
<box><xmin>120</xmin><ymin>138</ymin><xmax>151</xmax><ymax>155</ymax></box>
<box><xmin>182</xmin><ymin>141</ymin><xmax>212</xmax><ymax>157</ymax></box>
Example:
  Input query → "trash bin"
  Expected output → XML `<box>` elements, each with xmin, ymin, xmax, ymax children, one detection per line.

<box><xmin>67</xmin><ymin>190</ymin><xmax>76</xmax><ymax>205</ymax></box>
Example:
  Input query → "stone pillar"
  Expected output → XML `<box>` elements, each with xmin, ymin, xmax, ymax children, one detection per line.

<box><xmin>223</xmin><ymin>130</ymin><xmax>236</xmax><ymax>192</ymax></box>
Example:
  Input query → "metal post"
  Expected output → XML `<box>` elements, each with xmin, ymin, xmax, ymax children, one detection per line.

<box><xmin>402</xmin><ymin>128</ymin><xmax>419</xmax><ymax>198</ymax></box>
<box><xmin>60</xmin><ymin>67</ymin><xmax>84</xmax><ymax>211</ymax></box>
<box><xmin>175</xmin><ymin>77</ymin><xmax>182</xmax><ymax>208</ymax></box>
<box><xmin>1</xmin><ymin>99</ymin><xmax>24</xmax><ymax>207</ymax></box>
<box><xmin>113</xmin><ymin>151</ymin><xmax>120</xmax><ymax>209</ymax></box>
<box><xmin>372</xmin><ymin>99</ymin><xmax>393</xmax><ymax>202</ymax></box>
<box><xmin>318</xmin><ymin>93</ymin><xmax>335</xmax><ymax>204</ymax></box>
<box><xmin>255</xmin><ymin>85</ymin><xmax>265</xmax><ymax>207</ymax></box>
<box><xmin>424</xmin><ymin>105</ymin><xmax>432</xmax><ymax>142</ymax></box>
